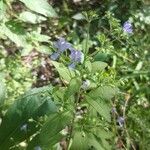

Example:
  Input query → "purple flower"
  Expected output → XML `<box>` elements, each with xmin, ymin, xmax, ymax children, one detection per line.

<box><xmin>68</xmin><ymin>62</ymin><xmax>76</xmax><ymax>70</ymax></box>
<box><xmin>54</xmin><ymin>38</ymin><xmax>72</xmax><ymax>53</ymax></box>
<box><xmin>70</xmin><ymin>49</ymin><xmax>84</xmax><ymax>63</ymax></box>
<box><xmin>50</xmin><ymin>52</ymin><xmax>60</xmax><ymax>60</ymax></box>
<box><xmin>111</xmin><ymin>107</ymin><xmax>117</xmax><ymax>114</ymax></box>
<box><xmin>34</xmin><ymin>146</ymin><xmax>42</xmax><ymax>150</ymax></box>
<box><xmin>117</xmin><ymin>117</ymin><xmax>125</xmax><ymax>127</ymax></box>
<box><xmin>20</xmin><ymin>124</ymin><xmax>27</xmax><ymax>132</ymax></box>
<box><xmin>123</xmin><ymin>21</ymin><xmax>133</xmax><ymax>33</ymax></box>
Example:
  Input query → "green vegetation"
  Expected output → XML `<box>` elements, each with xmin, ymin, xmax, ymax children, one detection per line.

<box><xmin>0</xmin><ymin>0</ymin><xmax>149</xmax><ymax>150</ymax></box>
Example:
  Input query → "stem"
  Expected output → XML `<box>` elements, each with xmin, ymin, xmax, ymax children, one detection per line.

<box><xmin>123</xmin><ymin>95</ymin><xmax>136</xmax><ymax>150</ymax></box>
<box><xmin>66</xmin><ymin>91</ymin><xmax>81</xmax><ymax>150</ymax></box>
<box><xmin>84</xmin><ymin>21</ymin><xmax>90</xmax><ymax>57</ymax></box>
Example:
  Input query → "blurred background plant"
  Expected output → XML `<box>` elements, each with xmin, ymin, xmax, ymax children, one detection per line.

<box><xmin>0</xmin><ymin>0</ymin><xmax>150</xmax><ymax>149</ymax></box>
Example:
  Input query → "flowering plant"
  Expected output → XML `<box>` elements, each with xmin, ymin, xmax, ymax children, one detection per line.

<box><xmin>0</xmin><ymin>1</ymin><xmax>149</xmax><ymax>150</ymax></box>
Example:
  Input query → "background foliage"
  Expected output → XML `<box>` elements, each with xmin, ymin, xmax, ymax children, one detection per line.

<box><xmin>0</xmin><ymin>0</ymin><xmax>150</xmax><ymax>150</ymax></box>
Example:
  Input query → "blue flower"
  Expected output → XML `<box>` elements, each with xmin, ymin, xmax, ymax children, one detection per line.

<box><xmin>111</xmin><ymin>107</ymin><xmax>117</xmax><ymax>114</ymax></box>
<box><xmin>68</xmin><ymin>62</ymin><xmax>76</xmax><ymax>70</ymax></box>
<box><xmin>117</xmin><ymin>117</ymin><xmax>125</xmax><ymax>127</ymax></box>
<box><xmin>70</xmin><ymin>48</ymin><xmax>84</xmax><ymax>63</ymax></box>
<box><xmin>34</xmin><ymin>146</ymin><xmax>42</xmax><ymax>150</ymax></box>
<box><xmin>123</xmin><ymin>21</ymin><xmax>133</xmax><ymax>33</ymax></box>
<box><xmin>50</xmin><ymin>52</ymin><xmax>60</xmax><ymax>60</ymax></box>
<box><xmin>20</xmin><ymin>124</ymin><xmax>27</xmax><ymax>132</ymax></box>
<box><xmin>50</xmin><ymin>38</ymin><xmax>72</xmax><ymax>60</ymax></box>
<box><xmin>54</xmin><ymin>38</ymin><xmax>72</xmax><ymax>53</ymax></box>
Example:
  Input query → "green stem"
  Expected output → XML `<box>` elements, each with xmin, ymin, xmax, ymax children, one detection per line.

<box><xmin>84</xmin><ymin>21</ymin><xmax>90</xmax><ymax>57</ymax></box>
<box><xmin>67</xmin><ymin>90</ymin><xmax>81</xmax><ymax>150</ymax></box>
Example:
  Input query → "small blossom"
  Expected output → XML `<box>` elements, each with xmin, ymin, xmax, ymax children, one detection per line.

<box><xmin>111</xmin><ymin>107</ymin><xmax>117</xmax><ymax>114</ymax></box>
<box><xmin>20</xmin><ymin>124</ymin><xmax>27</xmax><ymax>132</ymax></box>
<box><xmin>54</xmin><ymin>38</ymin><xmax>72</xmax><ymax>53</ymax></box>
<box><xmin>50</xmin><ymin>52</ymin><xmax>60</xmax><ymax>60</ymax></box>
<box><xmin>70</xmin><ymin>49</ymin><xmax>84</xmax><ymax>63</ymax></box>
<box><xmin>34</xmin><ymin>146</ymin><xmax>42</xmax><ymax>150</ymax></box>
<box><xmin>81</xmin><ymin>80</ymin><xmax>90</xmax><ymax>90</ymax></box>
<box><xmin>68</xmin><ymin>62</ymin><xmax>76</xmax><ymax>70</ymax></box>
<box><xmin>117</xmin><ymin>117</ymin><xmax>125</xmax><ymax>127</ymax></box>
<box><xmin>123</xmin><ymin>21</ymin><xmax>133</xmax><ymax>33</ymax></box>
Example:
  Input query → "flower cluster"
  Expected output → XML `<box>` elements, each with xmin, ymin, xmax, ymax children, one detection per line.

<box><xmin>50</xmin><ymin>38</ymin><xmax>72</xmax><ymax>60</ymax></box>
<box><xmin>50</xmin><ymin>38</ymin><xmax>84</xmax><ymax>69</ymax></box>
<box><xmin>68</xmin><ymin>48</ymin><xmax>84</xmax><ymax>69</ymax></box>
<box><xmin>123</xmin><ymin>21</ymin><xmax>133</xmax><ymax>33</ymax></box>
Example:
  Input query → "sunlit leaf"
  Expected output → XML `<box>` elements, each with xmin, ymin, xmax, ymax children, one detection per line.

<box><xmin>19</xmin><ymin>11</ymin><xmax>46</xmax><ymax>24</ymax></box>
<box><xmin>19</xmin><ymin>0</ymin><xmax>57</xmax><ymax>17</ymax></box>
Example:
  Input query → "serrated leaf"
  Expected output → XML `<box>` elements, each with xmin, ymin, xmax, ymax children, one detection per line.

<box><xmin>65</xmin><ymin>77</ymin><xmax>82</xmax><ymax>99</ymax></box>
<box><xmin>52</xmin><ymin>61</ymin><xmax>75</xmax><ymax>82</ymax></box>
<box><xmin>19</xmin><ymin>11</ymin><xmax>46</xmax><ymax>24</ymax></box>
<box><xmin>88</xmin><ymin>134</ymin><xmax>105</xmax><ymax>150</ymax></box>
<box><xmin>0</xmin><ymin>86</ymin><xmax>56</xmax><ymax>149</ymax></box>
<box><xmin>70</xmin><ymin>131</ymin><xmax>89</xmax><ymax>150</ymax></box>
<box><xmin>91</xmin><ymin>61</ymin><xmax>108</xmax><ymax>73</ymax></box>
<box><xmin>19</xmin><ymin>0</ymin><xmax>57</xmax><ymax>17</ymax></box>
<box><xmin>85</xmin><ymin>96</ymin><xmax>111</xmax><ymax>122</ymax></box>
<box><xmin>40</xmin><ymin>111</ymin><xmax>72</xmax><ymax>147</ymax></box>
<box><xmin>88</xmin><ymin>86</ymin><xmax>118</xmax><ymax>100</ymax></box>
<box><xmin>0</xmin><ymin>24</ymin><xmax>27</xmax><ymax>47</ymax></box>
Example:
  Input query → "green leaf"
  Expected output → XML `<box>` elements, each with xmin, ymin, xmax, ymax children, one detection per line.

<box><xmin>91</xmin><ymin>61</ymin><xmax>108</xmax><ymax>73</ymax></box>
<box><xmin>0</xmin><ymin>24</ymin><xmax>27</xmax><ymax>47</ymax></box>
<box><xmin>19</xmin><ymin>0</ymin><xmax>57</xmax><ymax>17</ymax></box>
<box><xmin>37</xmin><ymin>45</ymin><xmax>52</xmax><ymax>54</ymax></box>
<box><xmin>29</xmin><ymin>31</ymin><xmax>50</xmax><ymax>43</ymax></box>
<box><xmin>39</xmin><ymin>111</ymin><xmax>72</xmax><ymax>147</ymax></box>
<box><xmin>65</xmin><ymin>77</ymin><xmax>82</xmax><ymax>99</ymax></box>
<box><xmin>92</xmin><ymin>126</ymin><xmax>114</xmax><ymax>149</ymax></box>
<box><xmin>0</xmin><ymin>1</ymin><xmax>6</xmax><ymax>21</ymax></box>
<box><xmin>0</xmin><ymin>81</ymin><xmax>6</xmax><ymax>107</ymax></box>
<box><xmin>72</xmin><ymin>13</ymin><xmax>85</xmax><ymax>20</ymax></box>
<box><xmin>0</xmin><ymin>86</ymin><xmax>56</xmax><ymax>149</ymax></box>
<box><xmin>26</xmin><ymin>134</ymin><xmax>41</xmax><ymax>150</ymax></box>
<box><xmin>85</xmin><ymin>95</ymin><xmax>111</xmax><ymax>122</ymax></box>
<box><xmin>52</xmin><ymin>61</ymin><xmax>75</xmax><ymax>82</ymax></box>
<box><xmin>85</xmin><ymin>60</ymin><xmax>92</xmax><ymax>72</ymax></box>
<box><xmin>88</xmin><ymin>134</ymin><xmax>105</xmax><ymax>150</ymax></box>
<box><xmin>21</xmin><ymin>45</ymin><xmax>33</xmax><ymax>56</ymax></box>
<box><xmin>19</xmin><ymin>11</ymin><xmax>46</xmax><ymax>24</ymax></box>
<box><xmin>70</xmin><ymin>131</ymin><xmax>89</xmax><ymax>150</ymax></box>
<box><xmin>88</xmin><ymin>85</ymin><xmax>118</xmax><ymax>100</ymax></box>
<box><xmin>94</xmin><ymin>53</ymin><xmax>110</xmax><ymax>62</ymax></box>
